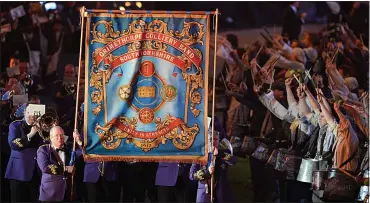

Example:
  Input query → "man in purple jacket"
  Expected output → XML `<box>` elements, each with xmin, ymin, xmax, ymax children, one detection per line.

<box><xmin>189</xmin><ymin>116</ymin><xmax>236</xmax><ymax>203</ymax></box>
<box><xmin>5</xmin><ymin>103</ymin><xmax>43</xmax><ymax>202</ymax></box>
<box><xmin>37</xmin><ymin>126</ymin><xmax>78</xmax><ymax>202</ymax></box>
<box><xmin>73</xmin><ymin>130</ymin><xmax>120</xmax><ymax>202</ymax></box>
<box><xmin>155</xmin><ymin>162</ymin><xmax>195</xmax><ymax>202</ymax></box>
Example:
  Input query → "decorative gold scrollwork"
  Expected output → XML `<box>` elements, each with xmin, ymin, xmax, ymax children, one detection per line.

<box><xmin>122</xmin><ymin>19</ymin><xmax>148</xmax><ymax>35</ymax></box>
<box><xmin>182</xmin><ymin>58</ymin><xmax>204</xmax><ymax>118</ymax></box>
<box><xmin>89</xmin><ymin>65</ymin><xmax>113</xmax><ymax>115</ymax></box>
<box><xmin>147</xmin><ymin>19</ymin><xmax>174</xmax><ymax>36</ymax></box>
<box><xmin>175</xmin><ymin>21</ymin><xmax>205</xmax><ymax>46</ymax></box>
<box><xmin>93</xmin><ymin>114</ymin><xmax>200</xmax><ymax>151</ymax></box>
<box><xmin>89</xmin><ymin>18</ymin><xmax>206</xmax><ymax>136</ymax></box>
<box><xmin>91</xmin><ymin>21</ymin><xmax>121</xmax><ymax>44</ymax></box>
<box><xmin>172</xmin><ymin>122</ymin><xmax>200</xmax><ymax>150</ymax></box>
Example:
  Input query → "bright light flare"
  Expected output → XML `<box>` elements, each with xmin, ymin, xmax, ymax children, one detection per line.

<box><xmin>136</xmin><ymin>2</ymin><xmax>142</xmax><ymax>9</ymax></box>
<box><xmin>125</xmin><ymin>2</ymin><xmax>131</xmax><ymax>7</ymax></box>
<box><xmin>119</xmin><ymin>6</ymin><xmax>126</xmax><ymax>11</ymax></box>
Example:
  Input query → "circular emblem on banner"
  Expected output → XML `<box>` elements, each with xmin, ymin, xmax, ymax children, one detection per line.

<box><xmin>161</xmin><ymin>85</ymin><xmax>177</xmax><ymax>101</ymax></box>
<box><xmin>139</xmin><ymin>61</ymin><xmax>155</xmax><ymax>77</ymax></box>
<box><xmin>118</xmin><ymin>85</ymin><xmax>132</xmax><ymax>101</ymax></box>
<box><xmin>138</xmin><ymin>107</ymin><xmax>155</xmax><ymax>124</ymax></box>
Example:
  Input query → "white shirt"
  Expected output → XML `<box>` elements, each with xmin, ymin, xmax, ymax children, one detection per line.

<box><xmin>258</xmin><ymin>92</ymin><xmax>295</xmax><ymax>123</ymax></box>
<box><xmin>52</xmin><ymin>145</ymin><xmax>66</xmax><ymax>168</ymax></box>
<box><xmin>308</xmin><ymin>113</ymin><xmax>336</xmax><ymax>153</ymax></box>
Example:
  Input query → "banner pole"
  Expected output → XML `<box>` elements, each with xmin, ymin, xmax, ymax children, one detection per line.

<box><xmin>70</xmin><ymin>6</ymin><xmax>86</xmax><ymax>201</ymax></box>
<box><xmin>85</xmin><ymin>9</ymin><xmax>216</xmax><ymax>15</ymax></box>
<box><xmin>210</xmin><ymin>8</ymin><xmax>219</xmax><ymax>203</ymax></box>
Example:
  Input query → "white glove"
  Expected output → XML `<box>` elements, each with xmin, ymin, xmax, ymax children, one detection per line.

<box><xmin>27</xmin><ymin>126</ymin><xmax>38</xmax><ymax>141</ymax></box>
<box><xmin>208</xmin><ymin>165</ymin><xmax>215</xmax><ymax>175</ymax></box>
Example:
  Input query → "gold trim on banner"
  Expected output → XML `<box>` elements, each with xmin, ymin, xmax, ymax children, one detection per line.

<box><xmin>83</xmin><ymin>153</ymin><xmax>207</xmax><ymax>164</ymax></box>
<box><xmin>94</xmin><ymin>114</ymin><xmax>199</xmax><ymax>151</ymax></box>
<box><xmin>88</xmin><ymin>13</ymin><xmax>209</xmax><ymax>19</ymax></box>
<box><xmin>83</xmin><ymin>16</ymin><xmax>91</xmax><ymax>153</ymax></box>
<box><xmin>86</xmin><ymin>9</ymin><xmax>215</xmax><ymax>15</ymax></box>
<box><xmin>89</xmin><ymin>17</ymin><xmax>204</xmax><ymax>118</ymax></box>
<box><xmin>204</xmin><ymin>15</ymin><xmax>210</xmax><ymax>160</ymax></box>
<box><xmin>83</xmin><ymin>12</ymin><xmax>212</xmax><ymax>164</ymax></box>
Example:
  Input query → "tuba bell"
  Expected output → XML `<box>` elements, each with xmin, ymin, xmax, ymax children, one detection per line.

<box><xmin>34</xmin><ymin>107</ymin><xmax>59</xmax><ymax>140</ymax></box>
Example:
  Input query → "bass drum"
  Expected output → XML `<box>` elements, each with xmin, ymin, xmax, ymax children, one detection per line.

<box><xmin>312</xmin><ymin>170</ymin><xmax>329</xmax><ymax>191</ymax></box>
<box><xmin>275</xmin><ymin>149</ymin><xmax>302</xmax><ymax>180</ymax></box>
<box><xmin>241</xmin><ymin>135</ymin><xmax>258</xmax><ymax>156</ymax></box>
<box><xmin>323</xmin><ymin>168</ymin><xmax>360</xmax><ymax>202</ymax></box>
<box><xmin>251</xmin><ymin>143</ymin><xmax>271</xmax><ymax>163</ymax></box>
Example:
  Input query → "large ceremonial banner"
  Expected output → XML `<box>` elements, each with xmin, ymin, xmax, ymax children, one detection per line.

<box><xmin>83</xmin><ymin>11</ymin><xmax>211</xmax><ymax>163</ymax></box>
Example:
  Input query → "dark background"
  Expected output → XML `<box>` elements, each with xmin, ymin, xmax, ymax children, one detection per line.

<box><xmin>2</xmin><ymin>1</ymin><xmax>357</xmax><ymax>31</ymax></box>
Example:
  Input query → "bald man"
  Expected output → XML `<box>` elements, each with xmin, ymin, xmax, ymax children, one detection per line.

<box><xmin>37</xmin><ymin>126</ymin><xmax>81</xmax><ymax>202</ymax></box>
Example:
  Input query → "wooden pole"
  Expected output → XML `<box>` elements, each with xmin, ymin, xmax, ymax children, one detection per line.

<box><xmin>70</xmin><ymin>6</ymin><xmax>86</xmax><ymax>201</ymax></box>
<box><xmin>85</xmin><ymin>9</ymin><xmax>217</xmax><ymax>15</ymax></box>
<box><xmin>210</xmin><ymin>8</ymin><xmax>219</xmax><ymax>203</ymax></box>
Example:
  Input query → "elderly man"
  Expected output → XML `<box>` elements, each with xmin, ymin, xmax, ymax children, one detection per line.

<box><xmin>5</xmin><ymin>103</ymin><xmax>42</xmax><ymax>202</ymax></box>
<box><xmin>37</xmin><ymin>126</ymin><xmax>79</xmax><ymax>202</ymax></box>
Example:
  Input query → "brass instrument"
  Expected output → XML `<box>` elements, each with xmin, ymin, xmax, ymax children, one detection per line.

<box><xmin>21</xmin><ymin>74</ymin><xmax>33</xmax><ymax>89</ymax></box>
<box><xmin>3</xmin><ymin>90</ymin><xmax>15</xmax><ymax>101</ymax></box>
<box><xmin>65</xmin><ymin>84</ymin><xmax>77</xmax><ymax>95</ymax></box>
<box><xmin>34</xmin><ymin>108</ymin><xmax>59</xmax><ymax>140</ymax></box>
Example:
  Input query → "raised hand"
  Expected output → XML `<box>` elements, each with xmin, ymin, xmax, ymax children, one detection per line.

<box><xmin>73</xmin><ymin>130</ymin><xmax>81</xmax><ymax>143</ymax></box>
<box><xmin>285</xmin><ymin>77</ymin><xmax>294</xmax><ymax>88</ymax></box>
<box><xmin>317</xmin><ymin>92</ymin><xmax>323</xmax><ymax>104</ymax></box>
<box><xmin>253</xmin><ymin>85</ymin><xmax>262</xmax><ymax>95</ymax></box>
<box><xmin>334</xmin><ymin>102</ymin><xmax>342</xmax><ymax>111</ymax></box>
<box><xmin>297</xmin><ymin>85</ymin><xmax>306</xmax><ymax>99</ymax></box>
<box><xmin>208</xmin><ymin>165</ymin><xmax>215</xmax><ymax>175</ymax></box>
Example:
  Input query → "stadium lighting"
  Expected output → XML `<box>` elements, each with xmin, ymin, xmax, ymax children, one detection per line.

<box><xmin>136</xmin><ymin>2</ymin><xmax>142</xmax><ymax>9</ymax></box>
<box><xmin>119</xmin><ymin>6</ymin><xmax>125</xmax><ymax>11</ymax></box>
<box><xmin>125</xmin><ymin>2</ymin><xmax>131</xmax><ymax>7</ymax></box>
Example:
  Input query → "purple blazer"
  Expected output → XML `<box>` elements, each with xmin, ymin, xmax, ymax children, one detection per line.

<box><xmin>37</xmin><ymin>143</ymin><xmax>82</xmax><ymax>201</ymax></box>
<box><xmin>78</xmin><ymin>132</ymin><xmax>118</xmax><ymax>183</ymax></box>
<box><xmin>189</xmin><ymin>156</ymin><xmax>236</xmax><ymax>203</ymax></box>
<box><xmin>155</xmin><ymin>162</ymin><xmax>191</xmax><ymax>186</ymax></box>
<box><xmin>5</xmin><ymin>120</ymin><xmax>38</xmax><ymax>181</ymax></box>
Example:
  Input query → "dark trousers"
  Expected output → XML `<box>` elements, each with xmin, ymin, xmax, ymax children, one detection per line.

<box><xmin>1</xmin><ymin>153</ymin><xmax>10</xmax><ymax>202</ymax></box>
<box><xmin>85</xmin><ymin>177</ymin><xmax>120</xmax><ymax>202</ymax></box>
<box><xmin>249</xmin><ymin>156</ymin><xmax>277</xmax><ymax>202</ymax></box>
<box><xmin>9</xmin><ymin>176</ymin><xmax>39</xmax><ymax>202</ymax></box>
<box><xmin>121</xmin><ymin>178</ymin><xmax>146</xmax><ymax>202</ymax></box>
<box><xmin>158</xmin><ymin>176</ymin><xmax>188</xmax><ymax>203</ymax></box>
<box><xmin>142</xmin><ymin>163</ymin><xmax>158</xmax><ymax>202</ymax></box>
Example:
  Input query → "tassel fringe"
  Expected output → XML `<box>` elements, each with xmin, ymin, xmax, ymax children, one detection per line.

<box><xmin>83</xmin><ymin>154</ymin><xmax>208</xmax><ymax>165</ymax></box>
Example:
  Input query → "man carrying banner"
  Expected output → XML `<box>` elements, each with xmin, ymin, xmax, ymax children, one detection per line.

<box><xmin>189</xmin><ymin>117</ymin><xmax>236</xmax><ymax>203</ymax></box>
<box><xmin>37</xmin><ymin>126</ymin><xmax>79</xmax><ymax>202</ymax></box>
